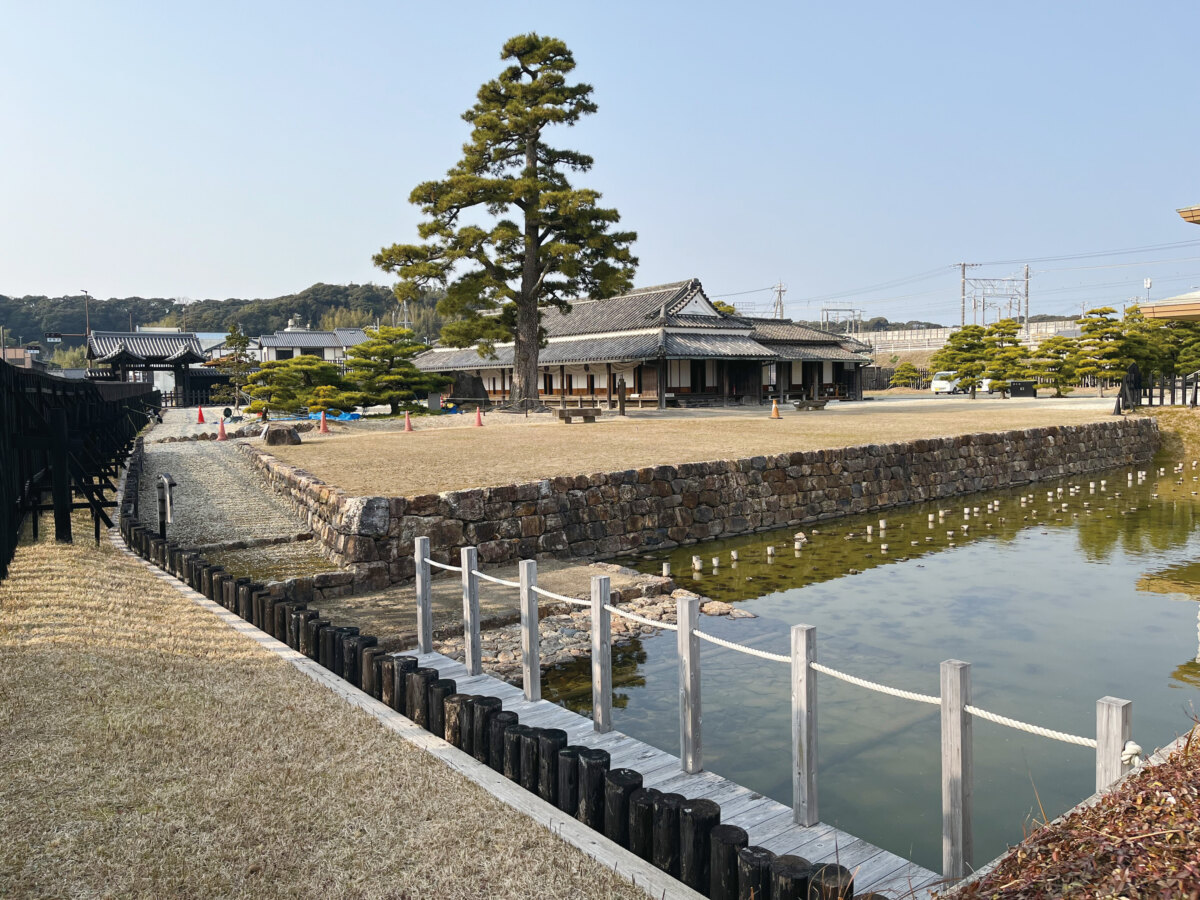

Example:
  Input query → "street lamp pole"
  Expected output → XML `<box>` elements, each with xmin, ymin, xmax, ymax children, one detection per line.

<box><xmin>82</xmin><ymin>289</ymin><xmax>91</xmax><ymax>369</ymax></box>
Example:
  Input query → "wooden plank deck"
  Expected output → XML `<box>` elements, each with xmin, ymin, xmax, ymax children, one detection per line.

<box><xmin>410</xmin><ymin>650</ymin><xmax>941</xmax><ymax>899</ymax></box>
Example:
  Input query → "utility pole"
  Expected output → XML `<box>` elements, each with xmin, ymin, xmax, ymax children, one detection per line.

<box><xmin>81</xmin><ymin>289</ymin><xmax>91</xmax><ymax>369</ymax></box>
<box><xmin>772</xmin><ymin>282</ymin><xmax>787</xmax><ymax>319</ymax></box>
<box><xmin>957</xmin><ymin>263</ymin><xmax>980</xmax><ymax>327</ymax></box>
<box><xmin>1023</xmin><ymin>264</ymin><xmax>1030</xmax><ymax>334</ymax></box>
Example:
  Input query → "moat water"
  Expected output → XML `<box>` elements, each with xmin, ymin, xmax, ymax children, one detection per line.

<box><xmin>541</xmin><ymin>451</ymin><xmax>1200</xmax><ymax>873</ymax></box>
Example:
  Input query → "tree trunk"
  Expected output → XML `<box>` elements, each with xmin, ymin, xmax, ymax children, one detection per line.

<box><xmin>510</xmin><ymin>134</ymin><xmax>543</xmax><ymax>410</ymax></box>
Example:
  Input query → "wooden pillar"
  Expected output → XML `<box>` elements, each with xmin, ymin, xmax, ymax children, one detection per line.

<box><xmin>941</xmin><ymin>659</ymin><xmax>973</xmax><ymax>879</ymax></box>
<box><xmin>50</xmin><ymin>407</ymin><xmax>71</xmax><ymax>542</ymax></box>
<box><xmin>1096</xmin><ymin>696</ymin><xmax>1133</xmax><ymax>791</ymax></box>
<box><xmin>792</xmin><ymin>624</ymin><xmax>818</xmax><ymax>825</ymax></box>
<box><xmin>415</xmin><ymin>536</ymin><xmax>432</xmax><ymax>653</ymax></box>
<box><xmin>604</xmin><ymin>768</ymin><xmax>643</xmax><ymax>848</ymax></box>
<box><xmin>591</xmin><ymin>574</ymin><xmax>612</xmax><ymax>732</ymax></box>
<box><xmin>559</xmin><ymin>364</ymin><xmax>566</xmax><ymax>408</ymax></box>
<box><xmin>519</xmin><ymin>559</ymin><xmax>540</xmax><ymax>701</ymax></box>
<box><xmin>721</xmin><ymin>359</ymin><xmax>729</xmax><ymax>406</ymax></box>
<box><xmin>657</xmin><ymin>358</ymin><xmax>667</xmax><ymax>409</ymax></box>
<box><xmin>460</xmin><ymin>546</ymin><xmax>481</xmax><ymax>676</ymax></box>
<box><xmin>677</xmin><ymin>593</ymin><xmax>701</xmax><ymax>773</ymax></box>
<box><xmin>606</xmin><ymin>362</ymin><xmax>614</xmax><ymax>409</ymax></box>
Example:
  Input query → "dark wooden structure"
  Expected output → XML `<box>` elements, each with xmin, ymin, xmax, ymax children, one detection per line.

<box><xmin>0</xmin><ymin>359</ymin><xmax>158</xmax><ymax>579</ymax></box>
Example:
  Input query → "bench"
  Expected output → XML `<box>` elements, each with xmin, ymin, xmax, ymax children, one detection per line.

<box><xmin>792</xmin><ymin>398</ymin><xmax>828</xmax><ymax>411</ymax></box>
<box><xmin>557</xmin><ymin>407</ymin><xmax>601</xmax><ymax>424</ymax></box>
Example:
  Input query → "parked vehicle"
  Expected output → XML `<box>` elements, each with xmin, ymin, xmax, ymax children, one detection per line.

<box><xmin>931</xmin><ymin>371</ymin><xmax>992</xmax><ymax>394</ymax></box>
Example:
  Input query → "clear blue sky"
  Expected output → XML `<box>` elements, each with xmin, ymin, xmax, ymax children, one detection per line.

<box><xmin>3</xmin><ymin>1</ymin><xmax>1198</xmax><ymax>323</ymax></box>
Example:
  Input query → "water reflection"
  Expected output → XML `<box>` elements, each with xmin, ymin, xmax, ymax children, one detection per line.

<box><xmin>541</xmin><ymin>452</ymin><xmax>1200</xmax><ymax>872</ymax></box>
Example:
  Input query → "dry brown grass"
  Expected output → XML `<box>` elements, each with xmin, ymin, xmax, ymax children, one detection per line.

<box><xmin>1147</xmin><ymin>407</ymin><xmax>1200</xmax><ymax>460</ymax></box>
<box><xmin>0</xmin><ymin>520</ymin><xmax>645</xmax><ymax>900</ymax></box>
<box><xmin>266</xmin><ymin>403</ymin><xmax>1113</xmax><ymax>497</ymax></box>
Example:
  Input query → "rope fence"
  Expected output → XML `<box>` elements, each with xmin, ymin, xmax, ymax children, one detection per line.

<box><xmin>415</xmin><ymin>540</ymin><xmax>1142</xmax><ymax>882</ymax></box>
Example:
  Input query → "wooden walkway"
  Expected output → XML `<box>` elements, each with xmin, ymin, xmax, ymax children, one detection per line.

<box><xmin>409</xmin><ymin>650</ymin><xmax>941</xmax><ymax>899</ymax></box>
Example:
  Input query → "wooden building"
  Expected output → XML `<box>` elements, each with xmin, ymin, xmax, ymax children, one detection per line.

<box><xmin>413</xmin><ymin>278</ymin><xmax>871</xmax><ymax>407</ymax></box>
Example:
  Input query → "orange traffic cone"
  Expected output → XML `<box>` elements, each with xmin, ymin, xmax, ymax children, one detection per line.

<box><xmin>474</xmin><ymin>407</ymin><xmax>483</xmax><ymax>427</ymax></box>
<box><xmin>216</xmin><ymin>419</ymin><xmax>227</xmax><ymax>441</ymax></box>
<box><xmin>320</xmin><ymin>410</ymin><xmax>330</xmax><ymax>434</ymax></box>
<box><xmin>404</xmin><ymin>411</ymin><xmax>413</xmax><ymax>432</ymax></box>
<box><xmin>197</xmin><ymin>406</ymin><xmax>205</xmax><ymax>424</ymax></box>
<box><xmin>770</xmin><ymin>399</ymin><xmax>782</xmax><ymax>420</ymax></box>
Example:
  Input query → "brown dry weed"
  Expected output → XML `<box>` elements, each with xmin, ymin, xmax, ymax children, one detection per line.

<box><xmin>0</xmin><ymin>521</ymin><xmax>645</xmax><ymax>900</ymax></box>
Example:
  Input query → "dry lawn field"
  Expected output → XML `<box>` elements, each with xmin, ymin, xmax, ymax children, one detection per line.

<box><xmin>0</xmin><ymin>521</ymin><xmax>645</xmax><ymax>900</ymax></box>
<box><xmin>267</xmin><ymin>403</ymin><xmax>1115</xmax><ymax>497</ymax></box>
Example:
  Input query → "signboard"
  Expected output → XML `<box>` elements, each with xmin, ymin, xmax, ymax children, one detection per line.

<box><xmin>44</xmin><ymin>333</ymin><xmax>62</xmax><ymax>343</ymax></box>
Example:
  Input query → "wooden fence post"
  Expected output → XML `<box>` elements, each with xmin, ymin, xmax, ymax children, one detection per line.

<box><xmin>792</xmin><ymin>624</ymin><xmax>818</xmax><ymax>826</ymax></box>
<box><xmin>677</xmin><ymin>593</ymin><xmax>702</xmax><ymax>774</ymax></box>
<box><xmin>414</xmin><ymin>536</ymin><xmax>432</xmax><ymax>654</ymax></box>
<box><xmin>1096</xmin><ymin>696</ymin><xmax>1133</xmax><ymax>792</ymax></box>
<box><xmin>941</xmin><ymin>659</ymin><xmax>972</xmax><ymax>879</ymax></box>
<box><xmin>460</xmin><ymin>546</ymin><xmax>481</xmax><ymax>676</ymax></box>
<box><xmin>591</xmin><ymin>574</ymin><xmax>612</xmax><ymax>732</ymax></box>
<box><xmin>519</xmin><ymin>559</ymin><xmax>540</xmax><ymax>702</ymax></box>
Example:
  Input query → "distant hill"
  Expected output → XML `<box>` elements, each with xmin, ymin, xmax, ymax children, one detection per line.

<box><xmin>789</xmin><ymin>316</ymin><xmax>947</xmax><ymax>334</ymax></box>
<box><xmin>0</xmin><ymin>283</ymin><xmax>445</xmax><ymax>349</ymax></box>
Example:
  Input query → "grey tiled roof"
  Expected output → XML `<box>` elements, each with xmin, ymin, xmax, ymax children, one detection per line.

<box><xmin>662</xmin><ymin>333</ymin><xmax>776</xmax><ymax>359</ymax></box>
<box><xmin>415</xmin><ymin>334</ymin><xmax>665</xmax><ymax>372</ymax></box>
<box><xmin>334</xmin><ymin>328</ymin><xmax>370</xmax><ymax>346</ymax></box>
<box><xmin>259</xmin><ymin>331</ymin><xmax>342</xmax><ymax>348</ymax></box>
<box><xmin>88</xmin><ymin>331</ymin><xmax>204</xmax><ymax>361</ymax></box>
<box><xmin>745</xmin><ymin>318</ymin><xmax>842</xmax><ymax>344</ymax></box>
<box><xmin>541</xmin><ymin>278</ymin><xmax>738</xmax><ymax>336</ymax></box>
<box><xmin>769</xmin><ymin>343</ymin><xmax>872</xmax><ymax>362</ymax></box>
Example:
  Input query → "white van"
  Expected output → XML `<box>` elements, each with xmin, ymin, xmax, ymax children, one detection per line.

<box><xmin>931</xmin><ymin>371</ymin><xmax>993</xmax><ymax>395</ymax></box>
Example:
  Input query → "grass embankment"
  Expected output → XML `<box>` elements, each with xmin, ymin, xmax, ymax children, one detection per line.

<box><xmin>1148</xmin><ymin>406</ymin><xmax>1200</xmax><ymax>460</ymax></box>
<box><xmin>267</xmin><ymin>403</ymin><xmax>1112</xmax><ymax>497</ymax></box>
<box><xmin>0</xmin><ymin>520</ymin><xmax>644</xmax><ymax>899</ymax></box>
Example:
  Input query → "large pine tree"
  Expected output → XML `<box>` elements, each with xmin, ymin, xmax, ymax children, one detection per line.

<box><xmin>373</xmin><ymin>34</ymin><xmax>637</xmax><ymax>409</ymax></box>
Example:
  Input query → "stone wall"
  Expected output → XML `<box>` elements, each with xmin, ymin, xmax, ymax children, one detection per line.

<box><xmin>237</xmin><ymin>416</ymin><xmax>1160</xmax><ymax>584</ymax></box>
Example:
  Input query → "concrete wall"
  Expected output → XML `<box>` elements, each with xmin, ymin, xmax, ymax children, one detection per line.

<box><xmin>237</xmin><ymin>417</ymin><xmax>1160</xmax><ymax>586</ymax></box>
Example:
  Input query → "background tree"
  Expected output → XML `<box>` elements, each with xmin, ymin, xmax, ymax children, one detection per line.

<box><xmin>888</xmin><ymin>361</ymin><xmax>924</xmax><ymax>388</ymax></box>
<box><xmin>319</xmin><ymin>307</ymin><xmax>376</xmax><ymax>331</ymax></box>
<box><xmin>981</xmin><ymin>318</ymin><xmax>1029</xmax><ymax>397</ymax></box>
<box><xmin>214</xmin><ymin>323</ymin><xmax>255</xmax><ymax>408</ymax></box>
<box><xmin>712</xmin><ymin>300</ymin><xmax>738</xmax><ymax>316</ymax></box>
<box><xmin>1074</xmin><ymin>307</ymin><xmax>1126</xmax><ymax>392</ymax></box>
<box><xmin>344</xmin><ymin>325</ymin><xmax>451</xmax><ymax>415</ymax></box>
<box><xmin>373</xmin><ymin>33</ymin><xmax>638</xmax><ymax>409</ymax></box>
<box><xmin>245</xmin><ymin>356</ymin><xmax>346</xmax><ymax>415</ymax></box>
<box><xmin>305</xmin><ymin>384</ymin><xmax>360</xmax><ymax>414</ymax></box>
<box><xmin>1030</xmin><ymin>334</ymin><xmax>1079</xmax><ymax>397</ymax></box>
<box><xmin>930</xmin><ymin>325</ymin><xmax>987</xmax><ymax>395</ymax></box>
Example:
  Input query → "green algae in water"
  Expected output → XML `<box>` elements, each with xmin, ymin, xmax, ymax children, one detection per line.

<box><xmin>542</xmin><ymin>451</ymin><xmax>1200</xmax><ymax>872</ymax></box>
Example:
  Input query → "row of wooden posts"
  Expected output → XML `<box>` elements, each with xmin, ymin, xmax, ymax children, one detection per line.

<box><xmin>413</xmin><ymin>538</ymin><xmax>1137</xmax><ymax>881</ymax></box>
<box><xmin>1138</xmin><ymin>372</ymin><xmax>1200</xmax><ymax>407</ymax></box>
<box><xmin>119</xmin><ymin>492</ymin><xmax>858</xmax><ymax>898</ymax></box>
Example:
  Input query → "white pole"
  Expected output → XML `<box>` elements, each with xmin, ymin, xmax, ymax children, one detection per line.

<box><xmin>519</xmin><ymin>559</ymin><xmax>540</xmax><ymax>702</ymax></box>
<box><xmin>677</xmin><ymin>593</ymin><xmax>702</xmax><ymax>773</ymax></box>
<box><xmin>414</xmin><ymin>536</ymin><xmax>432</xmax><ymax>654</ymax></box>
<box><xmin>941</xmin><ymin>659</ymin><xmax>973</xmax><ymax>879</ymax></box>
<box><xmin>792</xmin><ymin>624</ymin><xmax>818</xmax><ymax>826</ymax></box>
<box><xmin>460</xmin><ymin>546</ymin><xmax>481</xmax><ymax>676</ymax></box>
<box><xmin>1096</xmin><ymin>696</ymin><xmax>1133</xmax><ymax>792</ymax></box>
<box><xmin>591</xmin><ymin>575</ymin><xmax>612</xmax><ymax>733</ymax></box>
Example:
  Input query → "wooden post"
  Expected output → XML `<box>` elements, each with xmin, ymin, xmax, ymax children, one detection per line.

<box><xmin>603</xmin><ymin>768</ymin><xmax>643</xmax><ymax>848</ymax></box>
<box><xmin>393</xmin><ymin>655</ymin><xmax>418</xmax><ymax>713</ymax></box>
<box><xmin>557</xmin><ymin>745</ymin><xmax>584</xmax><ymax>814</ymax></box>
<box><xmin>537</xmin><ymin>728</ymin><xmax>568</xmax><ymax>805</ymax></box>
<box><xmin>709</xmin><ymin>824</ymin><xmax>749</xmax><ymax>900</ymax></box>
<box><xmin>941</xmin><ymin>659</ymin><xmax>973</xmax><ymax>879</ymax></box>
<box><xmin>737</xmin><ymin>846</ymin><xmax>775</xmax><ymax>900</ymax></box>
<box><xmin>577</xmin><ymin>747</ymin><xmax>611</xmax><ymax>831</ymax></box>
<box><xmin>519</xmin><ymin>725</ymin><xmax>541</xmax><ymax>792</ymax></box>
<box><xmin>379</xmin><ymin>655</ymin><xmax>397</xmax><ymax>708</ymax></box>
<box><xmin>428</xmin><ymin>678</ymin><xmax>457</xmax><ymax>737</ymax></box>
<box><xmin>770</xmin><ymin>855</ymin><xmax>814</xmax><ymax>899</ymax></box>
<box><xmin>503</xmin><ymin>723</ymin><xmax>527</xmax><ymax>781</ymax></box>
<box><xmin>651</xmin><ymin>792</ymin><xmax>685</xmax><ymax>877</ymax></box>
<box><xmin>415</xmin><ymin>536</ymin><xmax>433</xmax><ymax>654</ymax></box>
<box><xmin>678</xmin><ymin>592</ymin><xmax>702</xmax><ymax>773</ymax></box>
<box><xmin>443</xmin><ymin>693</ymin><xmax>468</xmax><ymax>747</ymax></box>
<box><xmin>461</xmin><ymin>546</ymin><xmax>481</xmax><ymax>676</ymax></box>
<box><xmin>50</xmin><ymin>407</ymin><xmax>71</xmax><ymax>542</ymax></box>
<box><xmin>680</xmin><ymin>798</ymin><xmax>722</xmax><ymax>894</ymax></box>
<box><xmin>809</xmin><ymin>864</ymin><xmax>854</xmax><ymax>900</ymax></box>
<box><xmin>628</xmin><ymin>786</ymin><xmax>661</xmax><ymax>861</ymax></box>
<box><xmin>591</xmin><ymin>575</ymin><xmax>612</xmax><ymax>733</ymax></box>
<box><xmin>489</xmin><ymin>710</ymin><xmax>518</xmax><ymax>772</ymax></box>
<box><xmin>792</xmin><ymin>624</ymin><xmax>818</xmax><ymax>826</ymax></box>
<box><xmin>519</xmin><ymin>559</ymin><xmax>540</xmax><ymax>701</ymax></box>
<box><xmin>1096</xmin><ymin>696</ymin><xmax>1133</xmax><ymax>792</ymax></box>
<box><xmin>472</xmin><ymin>696</ymin><xmax>502</xmax><ymax>764</ymax></box>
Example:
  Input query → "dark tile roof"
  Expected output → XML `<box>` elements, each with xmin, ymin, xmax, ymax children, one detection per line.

<box><xmin>744</xmin><ymin>318</ymin><xmax>842</xmax><ymax>344</ymax></box>
<box><xmin>768</xmin><ymin>343</ymin><xmax>872</xmax><ymax>362</ymax></box>
<box><xmin>415</xmin><ymin>334</ymin><xmax>666</xmax><ymax>372</ymax></box>
<box><xmin>662</xmin><ymin>333</ymin><xmax>776</xmax><ymax>359</ymax></box>
<box><xmin>88</xmin><ymin>331</ymin><xmax>203</xmax><ymax>362</ymax></box>
<box><xmin>259</xmin><ymin>331</ymin><xmax>342</xmax><ymax>349</ymax></box>
<box><xmin>541</xmin><ymin>278</ymin><xmax>741</xmax><ymax>336</ymax></box>
<box><xmin>334</xmin><ymin>328</ymin><xmax>370</xmax><ymax>346</ymax></box>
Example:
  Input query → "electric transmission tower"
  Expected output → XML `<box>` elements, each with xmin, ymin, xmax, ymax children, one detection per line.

<box><xmin>771</xmin><ymin>282</ymin><xmax>787</xmax><ymax>319</ymax></box>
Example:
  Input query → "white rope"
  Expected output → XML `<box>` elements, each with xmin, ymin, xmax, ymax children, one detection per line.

<box><xmin>694</xmin><ymin>628</ymin><xmax>789</xmax><ymax>662</ymax></box>
<box><xmin>471</xmin><ymin>569</ymin><xmax>520</xmax><ymax>588</ymax></box>
<box><xmin>810</xmin><ymin>662</ymin><xmax>941</xmax><ymax>706</ymax></box>
<box><xmin>426</xmin><ymin>559</ymin><xmax>461</xmax><ymax>573</ymax></box>
<box><xmin>604</xmin><ymin>604</ymin><xmax>679</xmax><ymax>632</ymax></box>
<box><xmin>964</xmin><ymin>704</ymin><xmax>1097</xmax><ymax>748</ymax></box>
<box><xmin>1122</xmin><ymin>740</ymin><xmax>1143</xmax><ymax>765</ymax></box>
<box><xmin>531</xmin><ymin>586</ymin><xmax>590</xmax><ymax>606</ymax></box>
